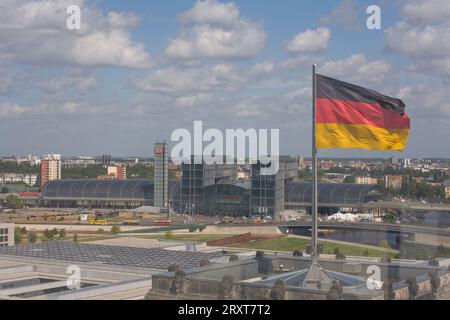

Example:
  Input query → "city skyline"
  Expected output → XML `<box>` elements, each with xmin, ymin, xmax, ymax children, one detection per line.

<box><xmin>1</xmin><ymin>0</ymin><xmax>450</xmax><ymax>158</ymax></box>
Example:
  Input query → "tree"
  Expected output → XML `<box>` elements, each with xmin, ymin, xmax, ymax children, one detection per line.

<box><xmin>110</xmin><ymin>226</ymin><xmax>121</xmax><ymax>235</ymax></box>
<box><xmin>270</xmin><ymin>280</ymin><xmax>286</xmax><ymax>300</ymax></box>
<box><xmin>382</xmin><ymin>279</ymin><xmax>396</xmax><ymax>300</ymax></box>
<box><xmin>1</xmin><ymin>186</ymin><xmax>9</xmax><ymax>194</ymax></box>
<box><xmin>5</xmin><ymin>195</ymin><xmax>24</xmax><ymax>209</ymax></box>
<box><xmin>73</xmin><ymin>234</ymin><xmax>79</xmax><ymax>243</ymax></box>
<box><xmin>14</xmin><ymin>227</ymin><xmax>23</xmax><ymax>244</ymax></box>
<box><xmin>27</xmin><ymin>232</ymin><xmax>38</xmax><ymax>244</ymax></box>
<box><xmin>430</xmin><ymin>271</ymin><xmax>441</xmax><ymax>296</ymax></box>
<box><xmin>406</xmin><ymin>276</ymin><xmax>419</xmax><ymax>300</ymax></box>
<box><xmin>344</xmin><ymin>175</ymin><xmax>356</xmax><ymax>183</ymax></box>
<box><xmin>327</xmin><ymin>280</ymin><xmax>344</xmax><ymax>300</ymax></box>
<box><xmin>218</xmin><ymin>275</ymin><xmax>234</xmax><ymax>300</ymax></box>
<box><xmin>59</xmin><ymin>229</ymin><xmax>66</xmax><ymax>239</ymax></box>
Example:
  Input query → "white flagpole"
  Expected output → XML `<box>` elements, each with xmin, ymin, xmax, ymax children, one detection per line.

<box><xmin>311</xmin><ymin>64</ymin><xmax>318</xmax><ymax>264</ymax></box>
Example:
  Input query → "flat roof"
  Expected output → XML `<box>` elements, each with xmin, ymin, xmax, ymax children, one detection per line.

<box><xmin>0</xmin><ymin>242</ymin><xmax>224</xmax><ymax>270</ymax></box>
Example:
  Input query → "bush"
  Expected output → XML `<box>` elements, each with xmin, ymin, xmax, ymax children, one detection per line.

<box><xmin>378</xmin><ymin>240</ymin><xmax>391</xmax><ymax>249</ymax></box>
<box><xmin>293</xmin><ymin>250</ymin><xmax>303</xmax><ymax>257</ymax></box>
<box><xmin>199</xmin><ymin>258</ymin><xmax>211</xmax><ymax>267</ymax></box>
<box><xmin>110</xmin><ymin>226</ymin><xmax>121</xmax><ymax>235</ymax></box>
<box><xmin>229</xmin><ymin>254</ymin><xmax>239</xmax><ymax>262</ymax></box>
<box><xmin>333</xmin><ymin>248</ymin><xmax>340</xmax><ymax>255</ymax></box>
<box><xmin>27</xmin><ymin>232</ymin><xmax>38</xmax><ymax>244</ymax></box>
<box><xmin>428</xmin><ymin>258</ymin><xmax>439</xmax><ymax>267</ymax></box>
<box><xmin>73</xmin><ymin>234</ymin><xmax>79</xmax><ymax>243</ymax></box>
<box><xmin>59</xmin><ymin>229</ymin><xmax>66</xmax><ymax>239</ymax></box>
<box><xmin>165</xmin><ymin>230</ymin><xmax>173</xmax><ymax>238</ymax></box>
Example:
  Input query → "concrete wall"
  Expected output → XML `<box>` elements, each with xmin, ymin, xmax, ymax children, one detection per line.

<box><xmin>203</xmin><ymin>225</ymin><xmax>281</xmax><ymax>235</ymax></box>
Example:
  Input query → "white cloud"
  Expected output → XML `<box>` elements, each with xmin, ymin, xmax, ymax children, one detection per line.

<box><xmin>165</xmin><ymin>0</ymin><xmax>266</xmax><ymax>60</ymax></box>
<box><xmin>319</xmin><ymin>0</ymin><xmax>363</xmax><ymax>30</ymax></box>
<box><xmin>38</xmin><ymin>71</ymin><xmax>97</xmax><ymax>93</ymax></box>
<box><xmin>0</xmin><ymin>0</ymin><xmax>151</xmax><ymax>68</ymax></box>
<box><xmin>320</xmin><ymin>54</ymin><xmax>391</xmax><ymax>83</ymax></box>
<box><xmin>385</xmin><ymin>0</ymin><xmax>450</xmax><ymax>75</ymax></box>
<box><xmin>286</xmin><ymin>28</ymin><xmax>331</xmax><ymax>53</ymax></box>
<box><xmin>401</xmin><ymin>0</ymin><xmax>450</xmax><ymax>24</ymax></box>
<box><xmin>0</xmin><ymin>103</ymin><xmax>27</xmax><ymax>118</ymax></box>
<box><xmin>133</xmin><ymin>61</ymin><xmax>274</xmax><ymax>96</ymax></box>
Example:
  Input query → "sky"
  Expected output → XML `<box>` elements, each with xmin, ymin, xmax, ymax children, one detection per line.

<box><xmin>1</xmin><ymin>0</ymin><xmax>449</xmax><ymax>158</ymax></box>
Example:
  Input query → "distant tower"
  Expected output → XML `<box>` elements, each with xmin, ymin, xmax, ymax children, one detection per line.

<box><xmin>154</xmin><ymin>142</ymin><xmax>168</xmax><ymax>208</ymax></box>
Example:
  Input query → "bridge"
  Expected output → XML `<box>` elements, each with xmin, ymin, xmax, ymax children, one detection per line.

<box><xmin>285</xmin><ymin>201</ymin><xmax>450</xmax><ymax>212</ymax></box>
<box><xmin>279</xmin><ymin>221</ymin><xmax>450</xmax><ymax>237</ymax></box>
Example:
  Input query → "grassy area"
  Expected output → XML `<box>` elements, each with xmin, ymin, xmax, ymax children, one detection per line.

<box><xmin>229</xmin><ymin>237</ymin><xmax>397</xmax><ymax>258</ymax></box>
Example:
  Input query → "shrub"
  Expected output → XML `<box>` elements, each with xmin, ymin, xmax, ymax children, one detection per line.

<box><xmin>199</xmin><ymin>258</ymin><xmax>211</xmax><ymax>267</ymax></box>
<box><xmin>59</xmin><ymin>229</ymin><xmax>66</xmax><ymax>239</ymax></box>
<box><xmin>110</xmin><ymin>226</ymin><xmax>121</xmax><ymax>235</ymax></box>
<box><xmin>256</xmin><ymin>251</ymin><xmax>265</xmax><ymax>258</ymax></box>
<box><xmin>27</xmin><ymin>232</ymin><xmax>38</xmax><ymax>244</ymax></box>
<box><xmin>336</xmin><ymin>252</ymin><xmax>346</xmax><ymax>260</ymax></box>
<box><xmin>293</xmin><ymin>250</ymin><xmax>303</xmax><ymax>257</ymax></box>
<box><xmin>378</xmin><ymin>240</ymin><xmax>391</xmax><ymax>249</ymax></box>
<box><xmin>73</xmin><ymin>234</ymin><xmax>79</xmax><ymax>243</ymax></box>
<box><xmin>229</xmin><ymin>254</ymin><xmax>239</xmax><ymax>262</ymax></box>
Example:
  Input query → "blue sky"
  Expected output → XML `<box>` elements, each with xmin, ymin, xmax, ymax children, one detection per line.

<box><xmin>1</xmin><ymin>0</ymin><xmax>449</xmax><ymax>158</ymax></box>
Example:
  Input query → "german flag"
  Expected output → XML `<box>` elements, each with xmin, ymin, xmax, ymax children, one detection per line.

<box><xmin>316</xmin><ymin>74</ymin><xmax>410</xmax><ymax>151</ymax></box>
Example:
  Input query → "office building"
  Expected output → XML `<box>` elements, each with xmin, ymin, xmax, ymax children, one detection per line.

<box><xmin>180</xmin><ymin>156</ymin><xmax>237</xmax><ymax>215</ymax></box>
<box><xmin>154</xmin><ymin>142</ymin><xmax>169</xmax><ymax>208</ymax></box>
<box><xmin>250</xmin><ymin>157</ymin><xmax>297</xmax><ymax>219</ymax></box>
<box><xmin>0</xmin><ymin>223</ymin><xmax>14</xmax><ymax>247</ymax></box>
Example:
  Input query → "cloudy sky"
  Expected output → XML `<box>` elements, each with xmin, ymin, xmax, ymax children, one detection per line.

<box><xmin>1</xmin><ymin>0</ymin><xmax>449</xmax><ymax>158</ymax></box>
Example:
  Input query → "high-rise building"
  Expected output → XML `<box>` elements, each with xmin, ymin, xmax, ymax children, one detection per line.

<box><xmin>180</xmin><ymin>156</ymin><xmax>237</xmax><ymax>215</ymax></box>
<box><xmin>40</xmin><ymin>154</ymin><xmax>61</xmax><ymax>186</ymax></box>
<box><xmin>107</xmin><ymin>165</ymin><xmax>127</xmax><ymax>180</ymax></box>
<box><xmin>154</xmin><ymin>142</ymin><xmax>169</xmax><ymax>208</ymax></box>
<box><xmin>250</xmin><ymin>156</ymin><xmax>297</xmax><ymax>219</ymax></box>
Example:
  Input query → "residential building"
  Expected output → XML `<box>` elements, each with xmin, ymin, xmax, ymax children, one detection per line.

<box><xmin>40</xmin><ymin>155</ymin><xmax>61</xmax><ymax>186</ymax></box>
<box><xmin>355</xmin><ymin>176</ymin><xmax>378</xmax><ymax>185</ymax></box>
<box><xmin>107</xmin><ymin>165</ymin><xmax>127</xmax><ymax>180</ymax></box>
<box><xmin>385</xmin><ymin>175</ymin><xmax>403</xmax><ymax>190</ymax></box>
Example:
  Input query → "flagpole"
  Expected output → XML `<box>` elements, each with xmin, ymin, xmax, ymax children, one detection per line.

<box><xmin>311</xmin><ymin>64</ymin><xmax>318</xmax><ymax>265</ymax></box>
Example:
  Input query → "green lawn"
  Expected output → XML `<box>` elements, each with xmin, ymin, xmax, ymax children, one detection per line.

<box><xmin>229</xmin><ymin>237</ymin><xmax>397</xmax><ymax>258</ymax></box>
